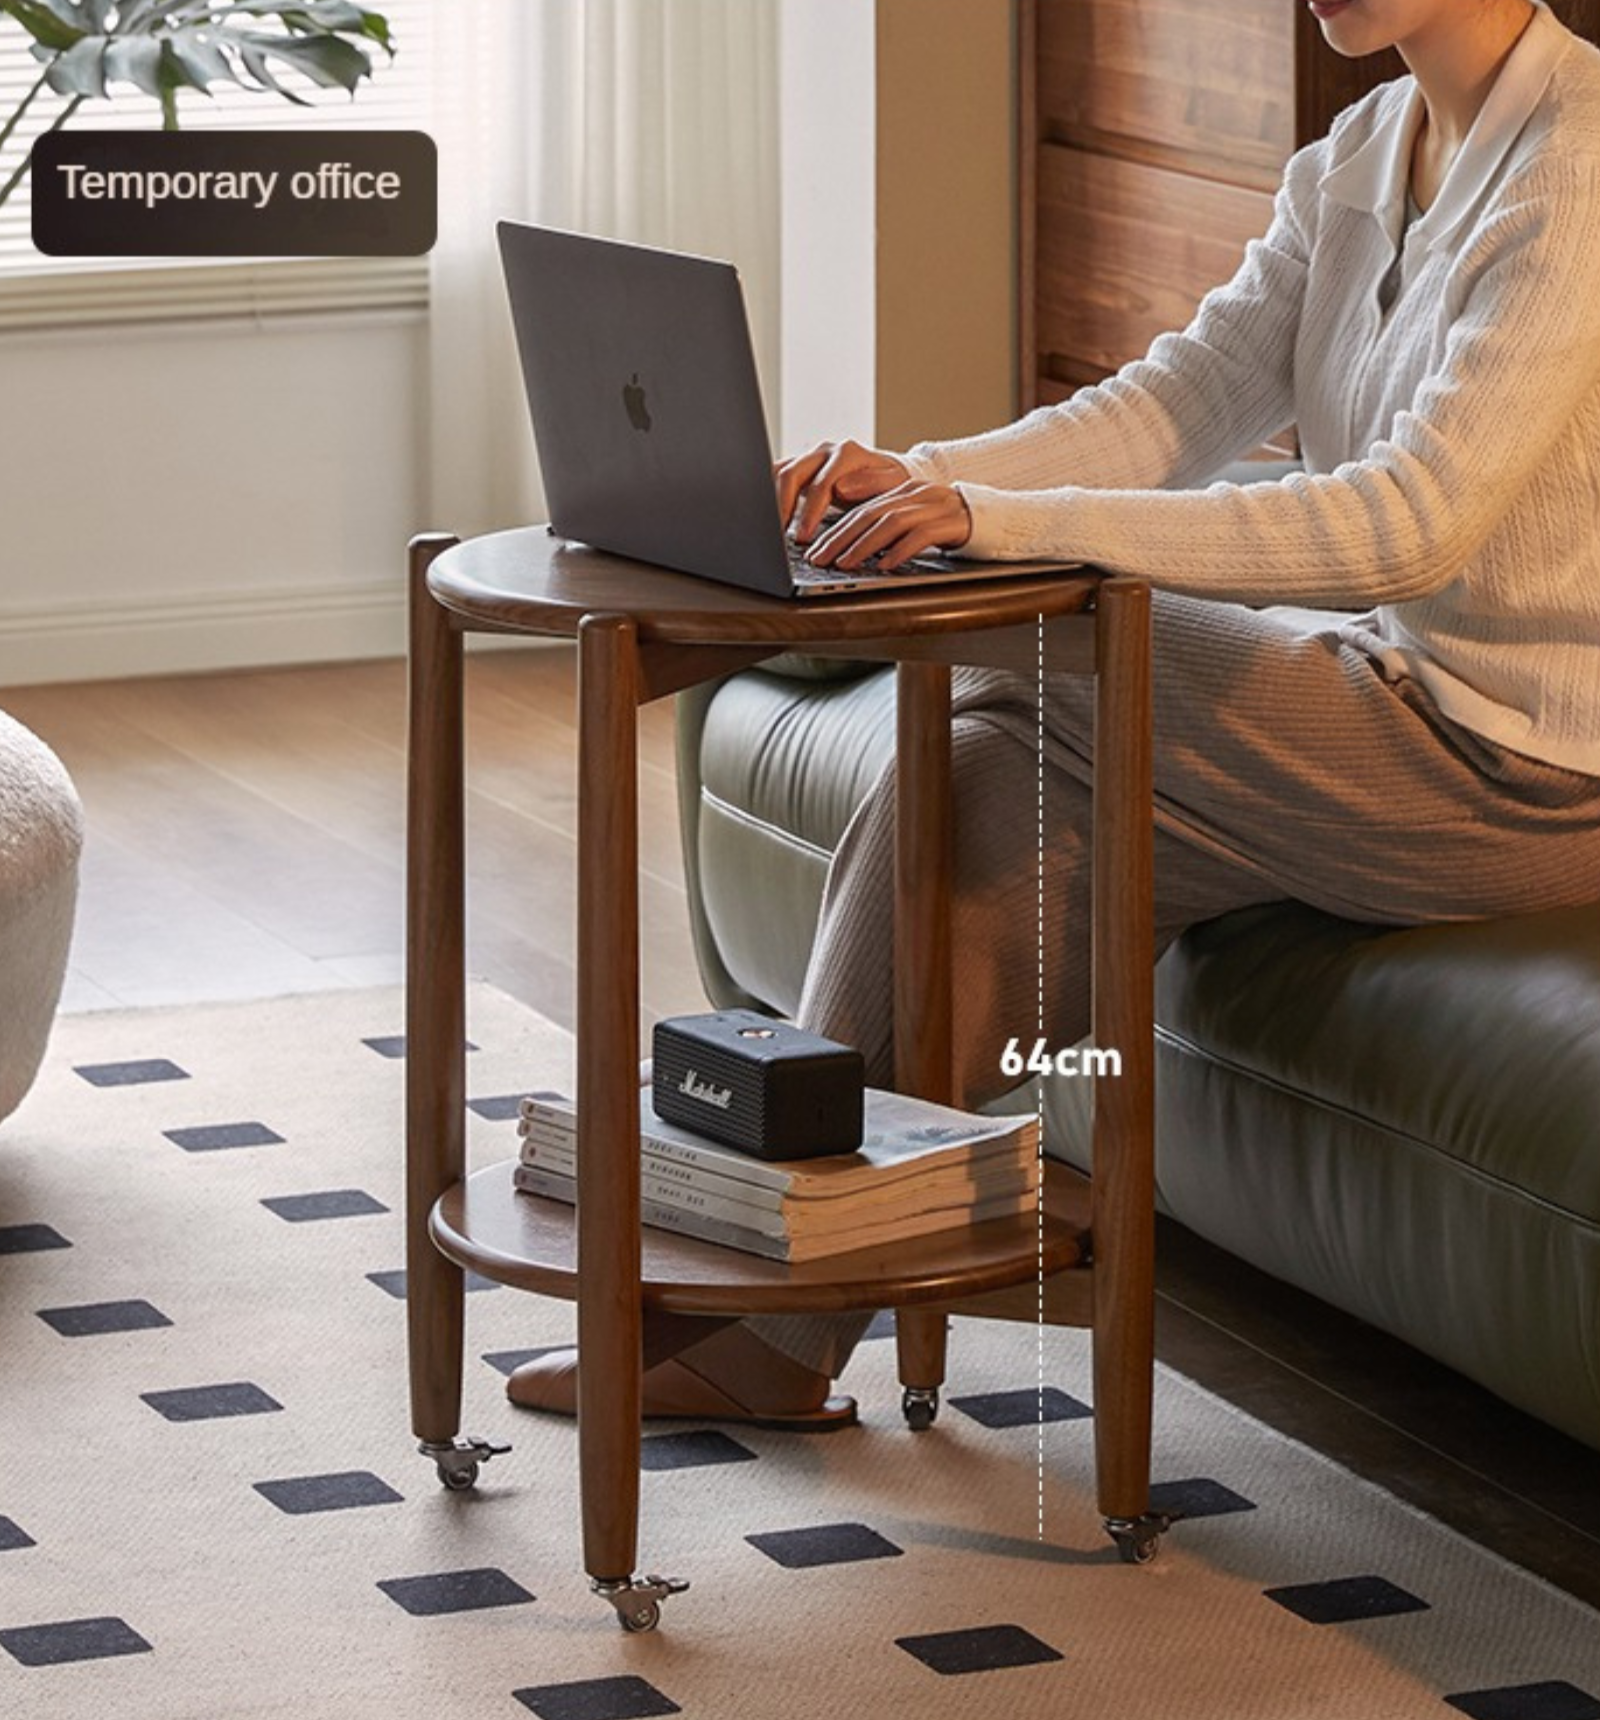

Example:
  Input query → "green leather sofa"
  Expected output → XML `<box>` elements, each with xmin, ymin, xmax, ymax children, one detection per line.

<box><xmin>675</xmin><ymin>656</ymin><xmax>1600</xmax><ymax>1453</ymax></box>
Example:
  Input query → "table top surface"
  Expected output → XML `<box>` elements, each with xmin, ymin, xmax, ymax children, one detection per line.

<box><xmin>427</xmin><ymin>528</ymin><xmax>1104</xmax><ymax>647</ymax></box>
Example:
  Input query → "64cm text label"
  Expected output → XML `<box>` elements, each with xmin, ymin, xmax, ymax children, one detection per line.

<box><xmin>999</xmin><ymin>1037</ymin><xmax>1123</xmax><ymax>1080</ymax></box>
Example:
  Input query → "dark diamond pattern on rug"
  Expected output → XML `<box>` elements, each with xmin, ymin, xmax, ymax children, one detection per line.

<box><xmin>377</xmin><ymin>1567</ymin><xmax>535</xmax><ymax>1616</ymax></box>
<box><xmin>862</xmin><ymin>1309</ymin><xmax>896</xmax><ymax>1341</ymax></box>
<box><xmin>141</xmin><ymin>1382</ymin><xmax>284</xmax><ymax>1423</ymax></box>
<box><xmin>0</xmin><ymin>1222</ymin><xmax>70</xmax><ymax>1254</ymax></box>
<box><xmin>467</xmin><ymin>1093</ymin><xmax>524</xmax><ymax>1120</ymax></box>
<box><xmin>1148</xmin><ymin>1477</ymin><xmax>1256</xmax><ymax>1519</ymax></box>
<box><xmin>896</xmin><ymin>1623</ymin><xmax>1065</xmax><ymax>1676</ymax></box>
<box><xmin>949</xmin><ymin>1385</ymin><xmax>1093</xmax><ymax>1428</ymax></box>
<box><xmin>261</xmin><ymin>1189</ymin><xmax>390</xmax><ymax>1223</ymax></box>
<box><xmin>253</xmin><ymin>1471</ymin><xmax>404</xmax><ymax>1515</ymax></box>
<box><xmin>639</xmin><ymin>1430</ymin><xmax>757</xmax><ymax>1471</ymax></box>
<box><xmin>12</xmin><ymin>987</ymin><xmax>1600</xmax><ymax>1717</ymax></box>
<box><xmin>513</xmin><ymin>1674</ymin><xmax>682</xmax><ymax>1720</ymax></box>
<box><xmin>482</xmin><ymin>1345</ymin><xmax>565</xmax><ymax>1376</ymax></box>
<box><xmin>362</xmin><ymin>1035</ymin><xmax>477</xmax><ymax>1060</ymax></box>
<box><xmin>37</xmin><ymin>1299</ymin><xmax>172</xmax><ymax>1337</ymax></box>
<box><xmin>367</xmin><ymin>1268</ymin><xmax>502</xmax><ymax>1299</ymax></box>
<box><xmin>745</xmin><ymin>1522</ymin><xmax>903</xmax><ymax>1568</ymax></box>
<box><xmin>1445</xmin><ymin>1683</ymin><xmax>1600</xmax><ymax>1720</ymax></box>
<box><xmin>0</xmin><ymin>1516</ymin><xmax>36</xmax><ymax>1551</ymax></box>
<box><xmin>0</xmin><ymin>1616</ymin><xmax>153</xmax><ymax>1667</ymax></box>
<box><xmin>1265</xmin><ymin>1575</ymin><xmax>1430</xmax><ymax>1625</ymax></box>
<box><xmin>163</xmin><ymin>1121</ymin><xmax>285</xmax><ymax>1153</ymax></box>
<box><xmin>73</xmin><ymin>1058</ymin><xmax>188</xmax><ymax>1087</ymax></box>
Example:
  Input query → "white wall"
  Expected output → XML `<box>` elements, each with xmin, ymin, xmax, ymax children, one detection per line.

<box><xmin>777</xmin><ymin>0</ymin><xmax>1016</xmax><ymax>456</ymax></box>
<box><xmin>0</xmin><ymin>312</ymin><xmax>426</xmax><ymax>687</ymax></box>
<box><xmin>777</xmin><ymin>0</ymin><xmax>876</xmax><ymax>455</ymax></box>
<box><xmin>0</xmin><ymin>1</ymin><xmax>1012</xmax><ymax>690</ymax></box>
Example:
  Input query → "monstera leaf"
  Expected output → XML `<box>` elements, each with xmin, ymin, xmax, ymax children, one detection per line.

<box><xmin>0</xmin><ymin>0</ymin><xmax>392</xmax><ymax>202</ymax></box>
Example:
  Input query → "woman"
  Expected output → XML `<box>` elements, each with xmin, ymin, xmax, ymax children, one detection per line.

<box><xmin>511</xmin><ymin>0</ymin><xmax>1600</xmax><ymax>1428</ymax></box>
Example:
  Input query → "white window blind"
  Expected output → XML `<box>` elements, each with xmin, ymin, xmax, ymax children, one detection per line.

<box><xmin>0</xmin><ymin>1</ymin><xmax>432</xmax><ymax>331</ymax></box>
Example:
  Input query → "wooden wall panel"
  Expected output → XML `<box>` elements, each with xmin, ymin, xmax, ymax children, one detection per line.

<box><xmin>1020</xmin><ymin>1</ymin><xmax>1600</xmax><ymax>409</ymax></box>
<box><xmin>1553</xmin><ymin>0</ymin><xmax>1600</xmax><ymax>40</ymax></box>
<box><xmin>1038</xmin><ymin>0</ymin><xmax>1295</xmax><ymax>191</ymax></box>
<box><xmin>1035</xmin><ymin>146</ymin><xmax>1274</xmax><ymax>388</ymax></box>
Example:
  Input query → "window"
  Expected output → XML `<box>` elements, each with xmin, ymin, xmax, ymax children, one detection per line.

<box><xmin>0</xmin><ymin>0</ymin><xmax>432</xmax><ymax>331</ymax></box>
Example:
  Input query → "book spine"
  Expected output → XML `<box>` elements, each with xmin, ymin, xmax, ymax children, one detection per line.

<box><xmin>520</xmin><ymin>1101</ymin><xmax>792</xmax><ymax>1195</ymax></box>
<box><xmin>522</xmin><ymin>1129</ymin><xmax>790</xmax><ymax>1219</ymax></box>
<box><xmin>512</xmin><ymin>1164</ymin><xmax>1037</xmax><ymax>1263</ymax></box>
<box><xmin>605</xmin><ymin>1155</ymin><xmax>790</xmax><ymax>1233</ymax></box>
<box><xmin>521</xmin><ymin>1128</ymin><xmax>1036</xmax><ymax>1233</ymax></box>
<box><xmin>513</xmin><ymin>1164</ymin><xmax>793</xmax><ymax>1262</ymax></box>
<box><xmin>521</xmin><ymin>1120</ymin><xmax>1037</xmax><ymax>1215</ymax></box>
<box><xmin>519</xmin><ymin>1109</ymin><xmax>1035</xmax><ymax>1203</ymax></box>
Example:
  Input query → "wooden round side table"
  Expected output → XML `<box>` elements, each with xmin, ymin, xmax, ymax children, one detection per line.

<box><xmin>405</xmin><ymin>528</ymin><xmax>1160</xmax><ymax>1630</ymax></box>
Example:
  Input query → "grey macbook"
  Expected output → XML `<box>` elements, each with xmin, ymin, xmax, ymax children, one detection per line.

<box><xmin>496</xmin><ymin>221</ymin><xmax>1079</xmax><ymax>598</ymax></box>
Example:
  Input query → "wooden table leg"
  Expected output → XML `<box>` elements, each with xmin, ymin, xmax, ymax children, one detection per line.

<box><xmin>406</xmin><ymin>534</ymin><xmax>467</xmax><ymax>1448</ymax></box>
<box><xmin>893</xmin><ymin>661</ymin><xmax>954</xmax><ymax>1414</ymax></box>
<box><xmin>575</xmin><ymin>614</ymin><xmax>644</xmax><ymax>1589</ymax></box>
<box><xmin>1089</xmin><ymin>579</ymin><xmax>1157</xmax><ymax>1548</ymax></box>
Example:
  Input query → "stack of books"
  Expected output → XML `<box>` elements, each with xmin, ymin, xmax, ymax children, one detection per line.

<box><xmin>514</xmin><ymin>1084</ymin><xmax>1039</xmax><ymax>1263</ymax></box>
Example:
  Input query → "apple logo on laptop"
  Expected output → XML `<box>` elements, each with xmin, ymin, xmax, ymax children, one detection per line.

<box><xmin>622</xmin><ymin>373</ymin><xmax>653</xmax><ymax>432</ymax></box>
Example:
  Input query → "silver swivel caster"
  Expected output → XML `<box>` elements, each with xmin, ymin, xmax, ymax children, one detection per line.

<box><xmin>1105</xmin><ymin>1512</ymin><xmax>1171</xmax><ymax>1565</ymax></box>
<box><xmin>420</xmin><ymin>1435</ymin><xmax>511</xmax><ymax>1492</ymax></box>
<box><xmin>901</xmin><ymin>1386</ymin><xmax>939</xmax><ymax>1431</ymax></box>
<box><xmin>593</xmin><ymin>1573</ymin><xmax>690</xmax><ymax>1633</ymax></box>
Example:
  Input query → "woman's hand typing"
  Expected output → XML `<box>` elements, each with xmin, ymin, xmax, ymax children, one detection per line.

<box><xmin>802</xmin><ymin>479</ymin><xmax>974</xmax><ymax>571</ymax></box>
<box><xmin>774</xmin><ymin>440</ymin><xmax>914</xmax><ymax>545</ymax></box>
<box><xmin>774</xmin><ymin>438</ymin><xmax>973</xmax><ymax>570</ymax></box>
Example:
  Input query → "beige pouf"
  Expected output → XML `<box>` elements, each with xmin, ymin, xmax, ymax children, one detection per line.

<box><xmin>0</xmin><ymin>711</ymin><xmax>82</xmax><ymax>1124</ymax></box>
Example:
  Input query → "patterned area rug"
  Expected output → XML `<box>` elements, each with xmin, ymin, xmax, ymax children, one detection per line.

<box><xmin>1</xmin><ymin>986</ymin><xmax>1597</xmax><ymax>1720</ymax></box>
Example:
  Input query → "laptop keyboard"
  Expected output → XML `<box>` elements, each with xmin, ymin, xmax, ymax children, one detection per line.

<box><xmin>785</xmin><ymin>539</ymin><xmax>957</xmax><ymax>586</ymax></box>
<box><xmin>786</xmin><ymin>541</ymin><xmax>856</xmax><ymax>586</ymax></box>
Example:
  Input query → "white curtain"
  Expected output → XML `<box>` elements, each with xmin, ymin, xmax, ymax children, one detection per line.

<box><xmin>428</xmin><ymin>0</ymin><xmax>781</xmax><ymax>539</ymax></box>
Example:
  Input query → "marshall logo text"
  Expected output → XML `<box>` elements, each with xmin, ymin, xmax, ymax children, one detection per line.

<box><xmin>678</xmin><ymin>1070</ymin><xmax>733</xmax><ymax>1111</ymax></box>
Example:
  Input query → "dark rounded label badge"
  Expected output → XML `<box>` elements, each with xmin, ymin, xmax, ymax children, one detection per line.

<box><xmin>31</xmin><ymin>130</ymin><xmax>436</xmax><ymax>257</ymax></box>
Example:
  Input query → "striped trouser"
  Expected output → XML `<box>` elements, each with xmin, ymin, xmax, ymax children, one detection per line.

<box><xmin>751</xmin><ymin>592</ymin><xmax>1600</xmax><ymax>1376</ymax></box>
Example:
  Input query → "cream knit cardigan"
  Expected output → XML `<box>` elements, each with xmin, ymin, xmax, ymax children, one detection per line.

<box><xmin>905</xmin><ymin>3</ymin><xmax>1600</xmax><ymax>775</ymax></box>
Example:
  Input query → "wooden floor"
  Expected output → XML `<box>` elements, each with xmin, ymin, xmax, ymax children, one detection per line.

<box><xmin>5</xmin><ymin>647</ymin><xmax>708</xmax><ymax>1032</ymax></box>
<box><xmin>6</xmin><ymin>652</ymin><xmax>1598</xmax><ymax>1608</ymax></box>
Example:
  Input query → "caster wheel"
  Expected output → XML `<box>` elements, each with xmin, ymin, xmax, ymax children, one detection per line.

<box><xmin>1106</xmin><ymin>1514</ymin><xmax>1168</xmax><ymax>1565</ymax></box>
<box><xmin>902</xmin><ymin>1387</ymin><xmax>939</xmax><ymax>1431</ymax></box>
<box><xmin>421</xmin><ymin>1435</ymin><xmax>508</xmax><ymax>1492</ymax></box>
<box><xmin>620</xmin><ymin>1601</ymin><xmax>661</xmax><ymax>1633</ymax></box>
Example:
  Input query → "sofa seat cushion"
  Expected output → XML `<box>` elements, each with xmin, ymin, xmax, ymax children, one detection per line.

<box><xmin>1160</xmin><ymin>902</ymin><xmax>1600</xmax><ymax>1219</ymax></box>
<box><xmin>700</xmin><ymin>667</ymin><xmax>898</xmax><ymax>856</ymax></box>
<box><xmin>1148</xmin><ymin>900</ymin><xmax>1600</xmax><ymax>1447</ymax></box>
<box><xmin>695</xmin><ymin>668</ymin><xmax>895</xmax><ymax>1013</ymax></box>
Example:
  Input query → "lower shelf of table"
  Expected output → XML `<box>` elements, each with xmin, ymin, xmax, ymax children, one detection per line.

<box><xmin>430</xmin><ymin>1159</ymin><xmax>1093</xmax><ymax>1317</ymax></box>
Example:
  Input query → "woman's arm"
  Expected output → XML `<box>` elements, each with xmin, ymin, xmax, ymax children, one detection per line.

<box><xmin>948</xmin><ymin>155</ymin><xmax>1600</xmax><ymax>607</ymax></box>
<box><xmin>782</xmin><ymin>127</ymin><xmax>1330</xmax><ymax>553</ymax></box>
<box><xmin>902</xmin><ymin>143</ymin><xmax>1324</xmax><ymax>497</ymax></box>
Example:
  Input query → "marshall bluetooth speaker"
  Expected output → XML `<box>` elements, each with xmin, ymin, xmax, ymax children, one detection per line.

<box><xmin>651</xmin><ymin>1010</ymin><xmax>864</xmax><ymax>1160</ymax></box>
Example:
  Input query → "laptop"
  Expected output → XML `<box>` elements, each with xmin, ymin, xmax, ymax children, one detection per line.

<box><xmin>496</xmin><ymin>222</ymin><xmax>1080</xmax><ymax>599</ymax></box>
